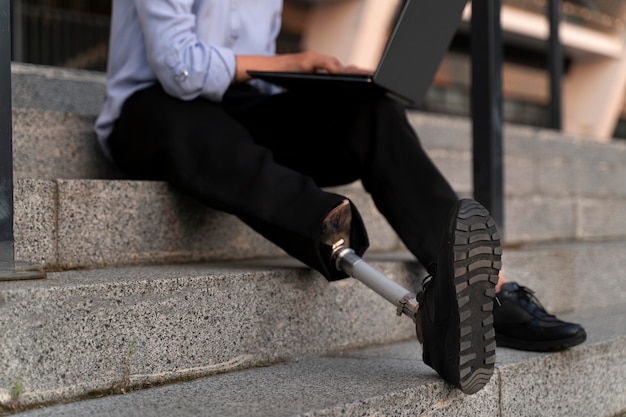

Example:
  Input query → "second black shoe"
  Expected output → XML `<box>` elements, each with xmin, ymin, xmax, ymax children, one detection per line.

<box><xmin>417</xmin><ymin>199</ymin><xmax>502</xmax><ymax>394</ymax></box>
<box><xmin>494</xmin><ymin>282</ymin><xmax>587</xmax><ymax>351</ymax></box>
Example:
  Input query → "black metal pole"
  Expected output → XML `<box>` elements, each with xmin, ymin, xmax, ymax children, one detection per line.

<box><xmin>0</xmin><ymin>0</ymin><xmax>45</xmax><ymax>280</ymax></box>
<box><xmin>0</xmin><ymin>0</ymin><xmax>15</xmax><ymax>267</ymax></box>
<box><xmin>470</xmin><ymin>0</ymin><xmax>504</xmax><ymax>235</ymax></box>
<box><xmin>548</xmin><ymin>0</ymin><xmax>563</xmax><ymax>130</ymax></box>
<box><xmin>11</xmin><ymin>0</ymin><xmax>23</xmax><ymax>63</ymax></box>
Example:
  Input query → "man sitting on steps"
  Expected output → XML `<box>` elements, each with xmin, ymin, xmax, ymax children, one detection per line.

<box><xmin>95</xmin><ymin>0</ymin><xmax>586</xmax><ymax>395</ymax></box>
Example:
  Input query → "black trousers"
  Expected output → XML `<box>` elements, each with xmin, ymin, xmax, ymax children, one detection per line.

<box><xmin>108</xmin><ymin>84</ymin><xmax>458</xmax><ymax>280</ymax></box>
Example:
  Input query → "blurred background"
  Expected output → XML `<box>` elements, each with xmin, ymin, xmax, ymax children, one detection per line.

<box><xmin>8</xmin><ymin>0</ymin><xmax>626</xmax><ymax>140</ymax></box>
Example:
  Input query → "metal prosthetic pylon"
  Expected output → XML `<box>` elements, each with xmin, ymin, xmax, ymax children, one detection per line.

<box><xmin>334</xmin><ymin>247</ymin><xmax>420</xmax><ymax>322</ymax></box>
<box><xmin>321</xmin><ymin>200</ymin><xmax>420</xmax><ymax>324</ymax></box>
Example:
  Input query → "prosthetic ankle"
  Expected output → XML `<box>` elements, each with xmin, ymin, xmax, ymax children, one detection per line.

<box><xmin>321</xmin><ymin>200</ymin><xmax>420</xmax><ymax>322</ymax></box>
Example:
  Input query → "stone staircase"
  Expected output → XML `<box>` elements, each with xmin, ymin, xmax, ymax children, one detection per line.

<box><xmin>1</xmin><ymin>63</ymin><xmax>625</xmax><ymax>416</ymax></box>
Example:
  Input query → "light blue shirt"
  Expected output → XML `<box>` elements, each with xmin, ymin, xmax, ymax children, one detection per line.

<box><xmin>95</xmin><ymin>0</ymin><xmax>283</xmax><ymax>159</ymax></box>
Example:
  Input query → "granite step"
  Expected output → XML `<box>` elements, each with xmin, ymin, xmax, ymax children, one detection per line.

<box><xmin>13</xmin><ymin>180</ymin><xmax>400</xmax><ymax>271</ymax></box>
<box><xmin>0</xmin><ymin>255</ymin><xmax>421</xmax><ymax>408</ymax></box>
<box><xmin>11</xmin><ymin>63</ymin><xmax>105</xmax><ymax>117</ymax></box>
<box><xmin>6</xmin><ymin>302</ymin><xmax>626</xmax><ymax>417</ymax></box>
<box><xmin>13</xmin><ymin>174</ymin><xmax>626</xmax><ymax>272</ymax></box>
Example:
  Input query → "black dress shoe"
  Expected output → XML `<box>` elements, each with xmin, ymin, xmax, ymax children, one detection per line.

<box><xmin>494</xmin><ymin>282</ymin><xmax>587</xmax><ymax>351</ymax></box>
<box><xmin>417</xmin><ymin>199</ymin><xmax>502</xmax><ymax>394</ymax></box>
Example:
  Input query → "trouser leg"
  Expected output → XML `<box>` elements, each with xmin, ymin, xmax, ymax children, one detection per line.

<box><xmin>229</xmin><ymin>92</ymin><xmax>458</xmax><ymax>274</ymax></box>
<box><xmin>354</xmin><ymin>99</ymin><xmax>459</xmax><ymax>273</ymax></box>
<box><xmin>107</xmin><ymin>84</ymin><xmax>368</xmax><ymax>280</ymax></box>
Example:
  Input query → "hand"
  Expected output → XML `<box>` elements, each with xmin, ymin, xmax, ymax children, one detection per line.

<box><xmin>343</xmin><ymin>64</ymin><xmax>374</xmax><ymax>76</ymax></box>
<box><xmin>235</xmin><ymin>51</ymin><xmax>372</xmax><ymax>82</ymax></box>
<box><xmin>277</xmin><ymin>50</ymin><xmax>346</xmax><ymax>74</ymax></box>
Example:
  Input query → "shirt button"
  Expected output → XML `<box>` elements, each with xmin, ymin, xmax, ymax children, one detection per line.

<box><xmin>175</xmin><ymin>70</ymin><xmax>189</xmax><ymax>82</ymax></box>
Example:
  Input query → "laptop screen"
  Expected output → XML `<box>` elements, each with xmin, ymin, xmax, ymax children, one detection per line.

<box><xmin>373</xmin><ymin>0</ymin><xmax>468</xmax><ymax>106</ymax></box>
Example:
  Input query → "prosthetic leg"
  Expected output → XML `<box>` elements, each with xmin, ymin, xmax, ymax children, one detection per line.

<box><xmin>322</xmin><ymin>199</ymin><xmax>501</xmax><ymax>395</ymax></box>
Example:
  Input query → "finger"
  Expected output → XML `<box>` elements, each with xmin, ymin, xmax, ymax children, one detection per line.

<box><xmin>313</xmin><ymin>55</ymin><xmax>345</xmax><ymax>74</ymax></box>
<box><xmin>343</xmin><ymin>65</ymin><xmax>374</xmax><ymax>75</ymax></box>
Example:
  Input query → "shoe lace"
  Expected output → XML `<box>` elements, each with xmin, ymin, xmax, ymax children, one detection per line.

<box><xmin>504</xmin><ymin>284</ymin><xmax>555</xmax><ymax>319</ymax></box>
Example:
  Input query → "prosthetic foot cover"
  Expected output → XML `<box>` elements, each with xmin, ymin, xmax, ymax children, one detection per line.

<box><xmin>320</xmin><ymin>200</ymin><xmax>352</xmax><ymax>255</ymax></box>
<box><xmin>319</xmin><ymin>199</ymin><xmax>369</xmax><ymax>281</ymax></box>
<box><xmin>417</xmin><ymin>199</ymin><xmax>502</xmax><ymax>394</ymax></box>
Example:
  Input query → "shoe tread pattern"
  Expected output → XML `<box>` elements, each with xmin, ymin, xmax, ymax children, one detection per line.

<box><xmin>454</xmin><ymin>199</ymin><xmax>501</xmax><ymax>394</ymax></box>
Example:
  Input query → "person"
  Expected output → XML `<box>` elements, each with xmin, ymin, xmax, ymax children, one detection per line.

<box><xmin>95</xmin><ymin>0</ymin><xmax>585</xmax><ymax>395</ymax></box>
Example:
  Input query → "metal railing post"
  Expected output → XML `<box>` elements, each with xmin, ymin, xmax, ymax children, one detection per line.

<box><xmin>470</xmin><ymin>0</ymin><xmax>504</xmax><ymax>236</ymax></box>
<box><xmin>548</xmin><ymin>0</ymin><xmax>563</xmax><ymax>130</ymax></box>
<box><xmin>0</xmin><ymin>0</ymin><xmax>45</xmax><ymax>280</ymax></box>
<box><xmin>0</xmin><ymin>0</ymin><xmax>15</xmax><ymax>268</ymax></box>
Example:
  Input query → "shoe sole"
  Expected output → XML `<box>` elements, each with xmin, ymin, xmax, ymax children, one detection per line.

<box><xmin>452</xmin><ymin>199</ymin><xmax>502</xmax><ymax>394</ymax></box>
<box><xmin>495</xmin><ymin>329</ymin><xmax>587</xmax><ymax>352</ymax></box>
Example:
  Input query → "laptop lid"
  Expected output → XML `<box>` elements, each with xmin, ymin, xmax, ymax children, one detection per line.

<box><xmin>373</xmin><ymin>0</ymin><xmax>468</xmax><ymax>106</ymax></box>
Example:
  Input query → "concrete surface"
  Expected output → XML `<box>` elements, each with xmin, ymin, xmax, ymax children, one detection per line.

<box><xmin>7</xmin><ymin>304</ymin><xmax>625</xmax><ymax>417</ymax></box>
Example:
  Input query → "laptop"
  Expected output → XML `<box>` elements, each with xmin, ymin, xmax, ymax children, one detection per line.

<box><xmin>247</xmin><ymin>0</ymin><xmax>468</xmax><ymax>107</ymax></box>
